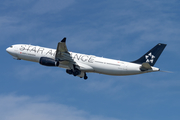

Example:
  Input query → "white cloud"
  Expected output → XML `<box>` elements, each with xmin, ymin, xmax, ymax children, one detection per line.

<box><xmin>13</xmin><ymin>63</ymin><xmax>66</xmax><ymax>81</ymax></box>
<box><xmin>0</xmin><ymin>94</ymin><xmax>119</xmax><ymax>120</ymax></box>
<box><xmin>0</xmin><ymin>16</ymin><xmax>41</xmax><ymax>46</ymax></box>
<box><xmin>31</xmin><ymin>0</ymin><xmax>75</xmax><ymax>14</ymax></box>
<box><xmin>79</xmin><ymin>78</ymin><xmax>122</xmax><ymax>94</ymax></box>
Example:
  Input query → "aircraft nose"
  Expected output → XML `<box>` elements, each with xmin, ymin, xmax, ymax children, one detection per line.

<box><xmin>6</xmin><ymin>47</ymin><xmax>12</xmax><ymax>54</ymax></box>
<box><xmin>6</xmin><ymin>47</ymin><xmax>10</xmax><ymax>52</ymax></box>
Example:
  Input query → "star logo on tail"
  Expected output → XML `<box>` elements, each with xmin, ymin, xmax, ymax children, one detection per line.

<box><xmin>145</xmin><ymin>52</ymin><xmax>155</xmax><ymax>63</ymax></box>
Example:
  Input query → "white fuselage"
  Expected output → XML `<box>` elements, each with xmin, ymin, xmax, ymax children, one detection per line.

<box><xmin>6</xmin><ymin>44</ymin><xmax>160</xmax><ymax>76</ymax></box>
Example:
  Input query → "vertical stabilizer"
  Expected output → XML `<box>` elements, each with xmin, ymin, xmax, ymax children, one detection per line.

<box><xmin>132</xmin><ymin>43</ymin><xmax>167</xmax><ymax>66</ymax></box>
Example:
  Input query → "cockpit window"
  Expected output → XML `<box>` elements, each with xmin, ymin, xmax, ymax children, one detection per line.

<box><xmin>10</xmin><ymin>46</ymin><xmax>13</xmax><ymax>48</ymax></box>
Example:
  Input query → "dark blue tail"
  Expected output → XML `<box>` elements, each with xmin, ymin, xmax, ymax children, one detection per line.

<box><xmin>132</xmin><ymin>43</ymin><xmax>167</xmax><ymax>66</ymax></box>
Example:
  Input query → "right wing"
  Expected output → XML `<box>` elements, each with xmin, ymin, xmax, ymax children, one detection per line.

<box><xmin>55</xmin><ymin>38</ymin><xmax>79</xmax><ymax>71</ymax></box>
<box><xmin>55</xmin><ymin>37</ymin><xmax>72</xmax><ymax>62</ymax></box>
<box><xmin>55</xmin><ymin>38</ymin><xmax>93</xmax><ymax>79</ymax></box>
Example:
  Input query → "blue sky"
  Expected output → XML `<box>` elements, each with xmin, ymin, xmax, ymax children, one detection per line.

<box><xmin>1</xmin><ymin>0</ymin><xmax>180</xmax><ymax>120</ymax></box>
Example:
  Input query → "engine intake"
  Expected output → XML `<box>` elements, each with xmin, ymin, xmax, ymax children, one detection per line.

<box><xmin>39</xmin><ymin>57</ymin><xmax>59</xmax><ymax>66</ymax></box>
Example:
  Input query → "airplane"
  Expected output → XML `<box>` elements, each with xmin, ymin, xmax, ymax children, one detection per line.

<box><xmin>6</xmin><ymin>37</ymin><xmax>167</xmax><ymax>80</ymax></box>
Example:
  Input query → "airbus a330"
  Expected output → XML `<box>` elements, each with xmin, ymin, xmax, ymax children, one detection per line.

<box><xmin>6</xmin><ymin>38</ymin><xmax>166</xmax><ymax>80</ymax></box>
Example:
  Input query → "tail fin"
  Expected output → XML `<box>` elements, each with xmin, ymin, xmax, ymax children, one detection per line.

<box><xmin>132</xmin><ymin>43</ymin><xmax>167</xmax><ymax>66</ymax></box>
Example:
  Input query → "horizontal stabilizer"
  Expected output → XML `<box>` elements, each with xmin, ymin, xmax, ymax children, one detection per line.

<box><xmin>140</xmin><ymin>62</ymin><xmax>152</xmax><ymax>71</ymax></box>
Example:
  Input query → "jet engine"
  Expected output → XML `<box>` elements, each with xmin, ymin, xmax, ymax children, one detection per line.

<box><xmin>39</xmin><ymin>57</ymin><xmax>59</xmax><ymax>66</ymax></box>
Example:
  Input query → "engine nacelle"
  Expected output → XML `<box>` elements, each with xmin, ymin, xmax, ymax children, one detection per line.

<box><xmin>39</xmin><ymin>57</ymin><xmax>59</xmax><ymax>66</ymax></box>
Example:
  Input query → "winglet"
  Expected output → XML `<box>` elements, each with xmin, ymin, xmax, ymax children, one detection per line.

<box><xmin>61</xmin><ymin>37</ymin><xmax>66</xmax><ymax>42</ymax></box>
